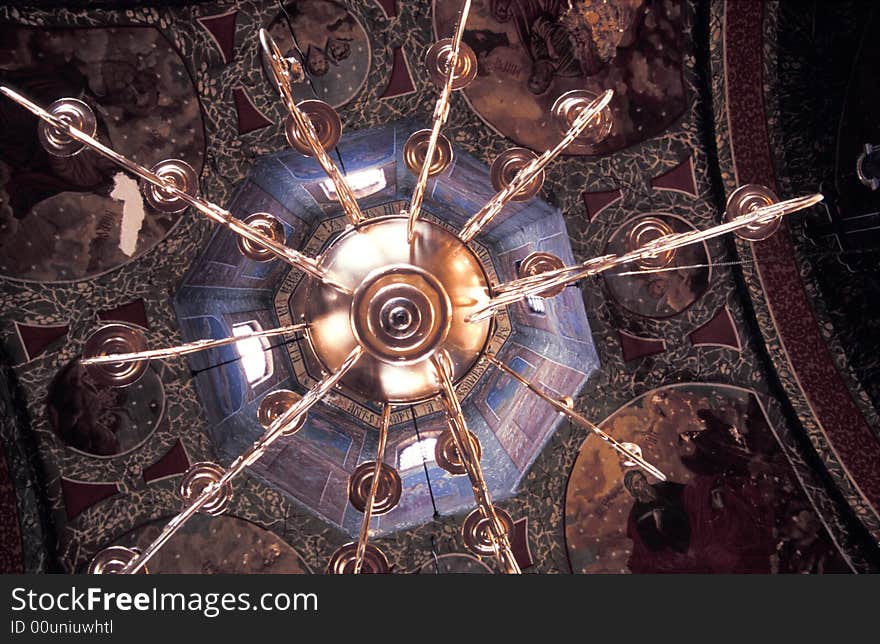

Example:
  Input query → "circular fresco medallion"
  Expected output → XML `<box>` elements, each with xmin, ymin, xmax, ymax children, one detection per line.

<box><xmin>433</xmin><ymin>0</ymin><xmax>687</xmax><ymax>156</ymax></box>
<box><xmin>564</xmin><ymin>384</ymin><xmax>850</xmax><ymax>574</ymax></box>
<box><xmin>265</xmin><ymin>0</ymin><xmax>370</xmax><ymax>109</ymax></box>
<box><xmin>114</xmin><ymin>514</ymin><xmax>311</xmax><ymax>574</ymax></box>
<box><xmin>0</xmin><ymin>25</ymin><xmax>204</xmax><ymax>282</ymax></box>
<box><xmin>46</xmin><ymin>357</ymin><xmax>165</xmax><ymax>458</ymax></box>
<box><xmin>603</xmin><ymin>213</ymin><xmax>710</xmax><ymax>318</ymax></box>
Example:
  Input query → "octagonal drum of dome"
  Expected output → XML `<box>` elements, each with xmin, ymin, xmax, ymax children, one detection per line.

<box><xmin>173</xmin><ymin>118</ymin><xmax>599</xmax><ymax>536</ymax></box>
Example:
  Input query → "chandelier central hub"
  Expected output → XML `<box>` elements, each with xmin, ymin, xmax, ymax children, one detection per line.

<box><xmin>303</xmin><ymin>216</ymin><xmax>492</xmax><ymax>404</ymax></box>
<box><xmin>352</xmin><ymin>265</ymin><xmax>451</xmax><ymax>363</ymax></box>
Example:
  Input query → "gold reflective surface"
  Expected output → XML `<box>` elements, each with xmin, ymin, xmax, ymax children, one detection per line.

<box><xmin>303</xmin><ymin>216</ymin><xmax>492</xmax><ymax>403</ymax></box>
<box><xmin>237</xmin><ymin>213</ymin><xmax>286</xmax><ymax>261</ymax></box>
<box><xmin>425</xmin><ymin>38</ymin><xmax>478</xmax><ymax>90</ymax></box>
<box><xmin>284</xmin><ymin>99</ymin><xmax>342</xmax><ymax>156</ymax></box>
<box><xmin>518</xmin><ymin>252</ymin><xmax>567</xmax><ymax>297</ymax></box>
<box><xmin>403</xmin><ymin>129</ymin><xmax>454</xmax><ymax>178</ymax></box>
<box><xmin>327</xmin><ymin>542</ymin><xmax>389</xmax><ymax>574</ymax></box>
<box><xmin>625</xmin><ymin>216</ymin><xmax>677</xmax><ymax>270</ymax></box>
<box><xmin>347</xmin><ymin>461</ymin><xmax>402</xmax><ymax>516</ymax></box>
<box><xmin>82</xmin><ymin>324</ymin><xmax>149</xmax><ymax>388</ymax></box>
<box><xmin>38</xmin><ymin>97</ymin><xmax>96</xmax><ymax>157</ymax></box>
<box><xmin>490</xmin><ymin>147</ymin><xmax>545</xmax><ymax>201</ymax></box>
<box><xmin>435</xmin><ymin>427</ymin><xmax>482</xmax><ymax>475</ymax></box>
<box><xmin>725</xmin><ymin>183</ymin><xmax>781</xmax><ymax>241</ymax></box>
<box><xmin>552</xmin><ymin>89</ymin><xmax>614</xmax><ymax>145</ymax></box>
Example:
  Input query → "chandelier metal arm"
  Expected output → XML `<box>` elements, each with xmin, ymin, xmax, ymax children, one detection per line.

<box><xmin>0</xmin><ymin>86</ymin><xmax>350</xmax><ymax>291</ymax></box>
<box><xmin>484</xmin><ymin>353</ymin><xmax>667</xmax><ymax>481</ymax></box>
<box><xmin>432</xmin><ymin>354</ymin><xmax>521</xmax><ymax>574</ymax></box>
<box><xmin>79</xmin><ymin>323</ymin><xmax>307</xmax><ymax>366</ymax></box>
<box><xmin>405</xmin><ymin>0</ymin><xmax>473</xmax><ymax>243</ymax></box>
<box><xmin>467</xmin><ymin>192</ymin><xmax>824</xmax><ymax>322</ymax></box>
<box><xmin>119</xmin><ymin>344</ymin><xmax>365</xmax><ymax>574</ymax></box>
<box><xmin>458</xmin><ymin>89</ymin><xmax>614</xmax><ymax>244</ymax></box>
<box><xmin>353</xmin><ymin>404</ymin><xmax>392</xmax><ymax>574</ymax></box>
<box><xmin>258</xmin><ymin>29</ymin><xmax>365</xmax><ymax>228</ymax></box>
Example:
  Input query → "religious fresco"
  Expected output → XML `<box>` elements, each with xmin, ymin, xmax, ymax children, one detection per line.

<box><xmin>264</xmin><ymin>0</ymin><xmax>370</xmax><ymax>108</ymax></box>
<box><xmin>603</xmin><ymin>214</ymin><xmax>710</xmax><ymax>318</ymax></box>
<box><xmin>0</xmin><ymin>25</ymin><xmax>204</xmax><ymax>282</ymax></box>
<box><xmin>118</xmin><ymin>514</ymin><xmax>311</xmax><ymax>573</ymax></box>
<box><xmin>565</xmin><ymin>384</ymin><xmax>850</xmax><ymax>573</ymax></box>
<box><xmin>433</xmin><ymin>0</ymin><xmax>687</xmax><ymax>156</ymax></box>
<box><xmin>46</xmin><ymin>358</ymin><xmax>165</xmax><ymax>458</ymax></box>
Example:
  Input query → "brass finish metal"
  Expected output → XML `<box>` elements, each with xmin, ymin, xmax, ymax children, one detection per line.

<box><xmin>119</xmin><ymin>345</ymin><xmax>365</xmax><ymax>574</ymax></box>
<box><xmin>352</xmin><ymin>405</ymin><xmax>394</xmax><ymax>574</ymax></box>
<box><xmin>490</xmin><ymin>148</ymin><xmax>544</xmax><ymax>201</ymax></box>
<box><xmin>38</xmin><ymin>98</ymin><xmax>96</xmax><ymax>157</ymax></box>
<box><xmin>725</xmin><ymin>184</ymin><xmax>782</xmax><ymax>241</ymax></box>
<box><xmin>304</xmin><ymin>216</ymin><xmax>491</xmax><ymax>403</ymax></box>
<box><xmin>426</xmin><ymin>38</ymin><xmax>478</xmax><ymax>90</ymax></box>
<box><xmin>0</xmin><ymin>87</ymin><xmax>338</xmax><ymax>286</ymax></box>
<box><xmin>143</xmin><ymin>159</ymin><xmax>199</xmax><ymax>214</ymax></box>
<box><xmin>432</xmin><ymin>353</ymin><xmax>521</xmax><ymax>574</ymax></box>
<box><xmin>405</xmin><ymin>0</ymin><xmax>473</xmax><ymax>242</ymax></box>
<box><xmin>82</xmin><ymin>324</ymin><xmax>149</xmax><ymax>388</ymax></box>
<box><xmin>350</xmin><ymin>265</ymin><xmax>451</xmax><ymax>364</ymax></box>
<box><xmin>284</xmin><ymin>100</ymin><xmax>342</xmax><ymax>156</ymax></box>
<box><xmin>459</xmin><ymin>89</ymin><xmax>614</xmax><ymax>243</ymax></box>
<box><xmin>462</xmin><ymin>506</ymin><xmax>514</xmax><ymax>557</ymax></box>
<box><xmin>259</xmin><ymin>29</ymin><xmax>365</xmax><ymax>227</ymax></box>
<box><xmin>619</xmin><ymin>442</ymin><xmax>643</xmax><ymax>467</ymax></box>
<box><xmin>518</xmin><ymin>252</ymin><xmax>567</xmax><ymax>297</ymax></box>
<box><xmin>237</xmin><ymin>213</ymin><xmax>286</xmax><ymax>261</ymax></box>
<box><xmin>435</xmin><ymin>427</ymin><xmax>481</xmax><ymax>475</ymax></box>
<box><xmin>80</xmin><ymin>323</ymin><xmax>306</xmax><ymax>367</ymax></box>
<box><xmin>257</xmin><ymin>389</ymin><xmax>305</xmax><ymax>436</ymax></box>
<box><xmin>468</xmin><ymin>192</ymin><xmax>824</xmax><ymax>323</ymax></box>
<box><xmin>348</xmin><ymin>461</ymin><xmax>401</xmax><ymax>515</ymax></box>
<box><xmin>552</xmin><ymin>89</ymin><xmax>613</xmax><ymax>145</ymax></box>
<box><xmin>179</xmin><ymin>462</ymin><xmax>232</xmax><ymax>516</ymax></box>
<box><xmin>403</xmin><ymin>129</ymin><xmax>454</xmax><ymax>178</ymax></box>
<box><xmin>485</xmin><ymin>352</ymin><xmax>667</xmax><ymax>481</ymax></box>
<box><xmin>327</xmin><ymin>542</ymin><xmax>390</xmax><ymax>574</ymax></box>
<box><xmin>88</xmin><ymin>546</ymin><xmax>146</xmax><ymax>575</ymax></box>
<box><xmin>625</xmin><ymin>216</ymin><xmax>676</xmax><ymax>270</ymax></box>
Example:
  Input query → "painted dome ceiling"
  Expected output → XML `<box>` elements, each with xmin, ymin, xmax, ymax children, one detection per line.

<box><xmin>0</xmin><ymin>0</ymin><xmax>879</xmax><ymax>577</ymax></box>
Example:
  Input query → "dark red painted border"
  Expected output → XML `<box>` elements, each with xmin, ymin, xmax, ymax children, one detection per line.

<box><xmin>725</xmin><ymin>1</ymin><xmax>880</xmax><ymax>509</ymax></box>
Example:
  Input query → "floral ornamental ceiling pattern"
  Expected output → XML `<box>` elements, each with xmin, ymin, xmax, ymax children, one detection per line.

<box><xmin>0</xmin><ymin>0</ymin><xmax>876</xmax><ymax>574</ymax></box>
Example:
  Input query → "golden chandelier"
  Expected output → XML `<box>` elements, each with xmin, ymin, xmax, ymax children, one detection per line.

<box><xmin>0</xmin><ymin>0</ymin><xmax>821</xmax><ymax>575</ymax></box>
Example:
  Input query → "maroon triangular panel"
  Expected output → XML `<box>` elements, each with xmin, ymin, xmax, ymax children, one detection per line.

<box><xmin>581</xmin><ymin>189</ymin><xmax>622</xmax><ymax>221</ymax></box>
<box><xmin>233</xmin><ymin>87</ymin><xmax>273</xmax><ymax>135</ymax></box>
<box><xmin>60</xmin><ymin>478</ymin><xmax>120</xmax><ymax>521</ymax></box>
<box><xmin>380</xmin><ymin>47</ymin><xmax>416</xmax><ymax>99</ymax></box>
<box><xmin>197</xmin><ymin>10</ymin><xmax>238</xmax><ymax>64</ymax></box>
<box><xmin>97</xmin><ymin>299</ymin><xmax>150</xmax><ymax>330</ymax></box>
<box><xmin>650</xmin><ymin>156</ymin><xmax>697</xmax><ymax>197</ymax></box>
<box><xmin>510</xmin><ymin>517</ymin><xmax>534</xmax><ymax>570</ymax></box>
<box><xmin>375</xmin><ymin>0</ymin><xmax>397</xmax><ymax>17</ymax></box>
<box><xmin>143</xmin><ymin>440</ymin><xmax>191</xmax><ymax>484</ymax></box>
<box><xmin>14</xmin><ymin>321</ymin><xmax>69</xmax><ymax>362</ymax></box>
<box><xmin>688</xmin><ymin>306</ymin><xmax>741</xmax><ymax>350</ymax></box>
<box><xmin>618</xmin><ymin>330</ymin><xmax>666</xmax><ymax>363</ymax></box>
